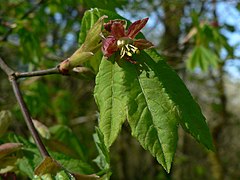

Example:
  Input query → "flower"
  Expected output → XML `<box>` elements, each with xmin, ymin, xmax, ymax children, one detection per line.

<box><xmin>102</xmin><ymin>18</ymin><xmax>154</xmax><ymax>64</ymax></box>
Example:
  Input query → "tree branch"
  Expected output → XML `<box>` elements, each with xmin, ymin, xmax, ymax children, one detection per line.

<box><xmin>0</xmin><ymin>56</ymin><xmax>94</xmax><ymax>158</ymax></box>
<box><xmin>0</xmin><ymin>57</ymin><xmax>15</xmax><ymax>76</ymax></box>
<box><xmin>0</xmin><ymin>57</ymin><xmax>50</xmax><ymax>158</ymax></box>
<box><xmin>11</xmin><ymin>78</ymin><xmax>50</xmax><ymax>158</ymax></box>
<box><xmin>15</xmin><ymin>67</ymin><xmax>61</xmax><ymax>78</ymax></box>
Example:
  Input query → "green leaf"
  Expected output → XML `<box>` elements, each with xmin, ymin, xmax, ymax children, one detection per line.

<box><xmin>18</xmin><ymin>156</ymin><xmax>36</xmax><ymax>178</ymax></box>
<box><xmin>82</xmin><ymin>0</ymin><xmax>127</xmax><ymax>11</ymax></box>
<box><xmin>17</xmin><ymin>152</ymin><xmax>42</xmax><ymax>179</ymax></box>
<box><xmin>126</xmin><ymin>50</ymin><xmax>214</xmax><ymax>171</ymax></box>
<box><xmin>53</xmin><ymin>155</ymin><xmax>93</xmax><ymax>175</ymax></box>
<box><xmin>200</xmin><ymin>46</ymin><xmax>218</xmax><ymax>69</ymax></box>
<box><xmin>93</xmin><ymin>127</ymin><xmax>110</xmax><ymax>173</ymax></box>
<box><xmin>186</xmin><ymin>46</ymin><xmax>200</xmax><ymax>71</ymax></box>
<box><xmin>55</xmin><ymin>170</ymin><xmax>75</xmax><ymax>180</ymax></box>
<box><xmin>146</xmin><ymin>49</ymin><xmax>214</xmax><ymax>151</ymax></box>
<box><xmin>187</xmin><ymin>45</ymin><xmax>218</xmax><ymax>72</ymax></box>
<box><xmin>94</xmin><ymin>57</ymin><xmax>128</xmax><ymax>148</ymax></box>
<box><xmin>79</xmin><ymin>9</ymin><xmax>102</xmax><ymax>73</ymax></box>
<box><xmin>7</xmin><ymin>132</ymin><xmax>36</xmax><ymax>148</ymax></box>
<box><xmin>124</xmin><ymin>53</ymin><xmax>178</xmax><ymax>172</ymax></box>
<box><xmin>88</xmin><ymin>8</ymin><xmax>214</xmax><ymax>172</ymax></box>
<box><xmin>49</xmin><ymin>125</ymin><xmax>86</xmax><ymax>161</ymax></box>
<box><xmin>34</xmin><ymin>152</ymin><xmax>94</xmax><ymax>176</ymax></box>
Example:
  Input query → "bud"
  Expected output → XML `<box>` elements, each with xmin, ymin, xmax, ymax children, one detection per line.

<box><xmin>0</xmin><ymin>143</ymin><xmax>23</xmax><ymax>159</ymax></box>
<box><xmin>80</xmin><ymin>15</ymin><xmax>108</xmax><ymax>53</ymax></box>
<box><xmin>32</xmin><ymin>119</ymin><xmax>51</xmax><ymax>140</ymax></box>
<box><xmin>59</xmin><ymin>16</ymin><xmax>108</xmax><ymax>74</ymax></box>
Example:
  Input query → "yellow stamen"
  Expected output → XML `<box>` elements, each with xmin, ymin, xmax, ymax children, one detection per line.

<box><xmin>126</xmin><ymin>51</ymin><xmax>132</xmax><ymax>57</ymax></box>
<box><xmin>117</xmin><ymin>39</ymin><xmax>140</xmax><ymax>59</ymax></box>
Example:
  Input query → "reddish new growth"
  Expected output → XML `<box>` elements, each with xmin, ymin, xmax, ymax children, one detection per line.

<box><xmin>101</xmin><ymin>18</ymin><xmax>154</xmax><ymax>64</ymax></box>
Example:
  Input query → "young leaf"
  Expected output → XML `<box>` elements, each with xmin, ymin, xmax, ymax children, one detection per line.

<box><xmin>79</xmin><ymin>9</ymin><xmax>102</xmax><ymax>72</ymax></box>
<box><xmin>125</xmin><ymin>50</ymin><xmax>214</xmax><ymax>171</ymax></box>
<box><xmin>186</xmin><ymin>46</ymin><xmax>200</xmax><ymax>71</ymax></box>
<box><xmin>79</xmin><ymin>9</ymin><xmax>102</xmax><ymax>45</ymax></box>
<box><xmin>59</xmin><ymin>15</ymin><xmax>106</xmax><ymax>74</ymax></box>
<box><xmin>85</xmin><ymin>8</ymin><xmax>214</xmax><ymax>173</ymax></box>
<box><xmin>200</xmin><ymin>45</ymin><xmax>218</xmax><ymax>69</ymax></box>
<box><xmin>94</xmin><ymin>57</ymin><xmax>128</xmax><ymax>148</ymax></box>
<box><xmin>146</xmin><ymin>49</ymin><xmax>214</xmax><ymax>151</ymax></box>
<box><xmin>187</xmin><ymin>45</ymin><xmax>218</xmax><ymax>72</ymax></box>
<box><xmin>124</xmin><ymin>54</ymin><xmax>178</xmax><ymax>172</ymax></box>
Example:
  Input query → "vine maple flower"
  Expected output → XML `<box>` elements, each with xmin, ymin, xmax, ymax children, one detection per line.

<box><xmin>102</xmin><ymin>18</ymin><xmax>154</xmax><ymax>64</ymax></box>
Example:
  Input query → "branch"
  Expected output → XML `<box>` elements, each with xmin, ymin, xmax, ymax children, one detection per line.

<box><xmin>11</xmin><ymin>78</ymin><xmax>50</xmax><ymax>158</ymax></box>
<box><xmin>0</xmin><ymin>57</ymin><xmax>15</xmax><ymax>76</ymax></box>
<box><xmin>0</xmin><ymin>56</ymin><xmax>95</xmax><ymax>158</ymax></box>
<box><xmin>0</xmin><ymin>57</ymin><xmax>50</xmax><ymax>158</ymax></box>
<box><xmin>15</xmin><ymin>67</ymin><xmax>61</xmax><ymax>78</ymax></box>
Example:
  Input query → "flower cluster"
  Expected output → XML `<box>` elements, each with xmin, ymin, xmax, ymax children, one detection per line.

<box><xmin>102</xmin><ymin>18</ymin><xmax>154</xmax><ymax>64</ymax></box>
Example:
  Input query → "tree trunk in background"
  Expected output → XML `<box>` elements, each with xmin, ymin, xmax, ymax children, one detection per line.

<box><xmin>160</xmin><ymin>1</ymin><xmax>186</xmax><ymax>67</ymax></box>
<box><xmin>160</xmin><ymin>1</ymin><xmax>225</xmax><ymax>180</ymax></box>
<box><xmin>208</xmin><ymin>63</ymin><xmax>227</xmax><ymax>180</ymax></box>
<box><xmin>207</xmin><ymin>2</ymin><xmax>225</xmax><ymax>178</ymax></box>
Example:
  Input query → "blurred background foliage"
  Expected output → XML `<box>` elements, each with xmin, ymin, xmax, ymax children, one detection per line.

<box><xmin>0</xmin><ymin>0</ymin><xmax>240</xmax><ymax>179</ymax></box>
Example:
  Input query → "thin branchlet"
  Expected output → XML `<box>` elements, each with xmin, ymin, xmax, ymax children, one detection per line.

<box><xmin>0</xmin><ymin>57</ymin><xmax>50</xmax><ymax>158</ymax></box>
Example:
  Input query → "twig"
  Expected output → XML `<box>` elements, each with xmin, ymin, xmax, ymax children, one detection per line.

<box><xmin>0</xmin><ymin>57</ymin><xmax>50</xmax><ymax>158</ymax></box>
<box><xmin>15</xmin><ymin>67</ymin><xmax>60</xmax><ymax>78</ymax></box>
<box><xmin>0</xmin><ymin>57</ymin><xmax>15</xmax><ymax>76</ymax></box>
<box><xmin>11</xmin><ymin>78</ymin><xmax>50</xmax><ymax>158</ymax></box>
